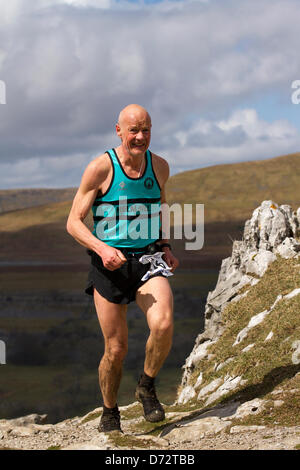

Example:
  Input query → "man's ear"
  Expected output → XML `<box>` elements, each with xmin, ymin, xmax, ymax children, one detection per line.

<box><xmin>116</xmin><ymin>123</ymin><xmax>122</xmax><ymax>139</ymax></box>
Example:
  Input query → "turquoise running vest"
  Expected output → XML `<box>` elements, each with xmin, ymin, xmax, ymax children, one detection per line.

<box><xmin>92</xmin><ymin>149</ymin><xmax>161</xmax><ymax>249</ymax></box>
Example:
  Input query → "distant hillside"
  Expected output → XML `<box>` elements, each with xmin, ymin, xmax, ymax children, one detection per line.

<box><xmin>166</xmin><ymin>152</ymin><xmax>300</xmax><ymax>223</ymax></box>
<box><xmin>1</xmin><ymin>152</ymin><xmax>299</xmax><ymax>219</ymax></box>
<box><xmin>0</xmin><ymin>152</ymin><xmax>299</xmax><ymax>267</ymax></box>
<box><xmin>0</xmin><ymin>188</ymin><xmax>76</xmax><ymax>214</ymax></box>
<box><xmin>0</xmin><ymin>200</ymin><xmax>93</xmax><ymax>264</ymax></box>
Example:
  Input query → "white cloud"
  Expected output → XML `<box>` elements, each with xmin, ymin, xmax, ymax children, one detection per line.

<box><xmin>0</xmin><ymin>152</ymin><xmax>94</xmax><ymax>188</ymax></box>
<box><xmin>60</xmin><ymin>0</ymin><xmax>112</xmax><ymax>8</ymax></box>
<box><xmin>218</xmin><ymin>109</ymin><xmax>297</xmax><ymax>141</ymax></box>
<box><xmin>0</xmin><ymin>0</ymin><xmax>25</xmax><ymax>24</ymax></box>
<box><xmin>0</xmin><ymin>0</ymin><xmax>300</xmax><ymax>187</ymax></box>
<box><xmin>158</xmin><ymin>108</ymin><xmax>300</xmax><ymax>170</ymax></box>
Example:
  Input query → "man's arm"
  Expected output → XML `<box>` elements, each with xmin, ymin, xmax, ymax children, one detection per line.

<box><xmin>152</xmin><ymin>154</ymin><xmax>179</xmax><ymax>272</ymax></box>
<box><xmin>66</xmin><ymin>156</ymin><xmax>126</xmax><ymax>270</ymax></box>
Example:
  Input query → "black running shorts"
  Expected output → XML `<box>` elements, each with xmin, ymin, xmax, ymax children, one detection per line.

<box><xmin>85</xmin><ymin>248</ymin><xmax>165</xmax><ymax>304</ymax></box>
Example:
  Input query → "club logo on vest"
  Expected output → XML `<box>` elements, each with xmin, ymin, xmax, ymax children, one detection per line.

<box><xmin>144</xmin><ymin>177</ymin><xmax>154</xmax><ymax>190</ymax></box>
<box><xmin>119</xmin><ymin>182</ymin><xmax>126</xmax><ymax>190</ymax></box>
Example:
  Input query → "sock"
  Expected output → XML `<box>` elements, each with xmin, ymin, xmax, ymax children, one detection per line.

<box><xmin>103</xmin><ymin>403</ymin><xmax>118</xmax><ymax>414</ymax></box>
<box><xmin>139</xmin><ymin>371</ymin><xmax>155</xmax><ymax>388</ymax></box>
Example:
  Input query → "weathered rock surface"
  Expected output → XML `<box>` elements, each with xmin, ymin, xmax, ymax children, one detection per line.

<box><xmin>177</xmin><ymin>201</ymin><xmax>300</xmax><ymax>404</ymax></box>
<box><xmin>1</xmin><ymin>399</ymin><xmax>300</xmax><ymax>450</ymax></box>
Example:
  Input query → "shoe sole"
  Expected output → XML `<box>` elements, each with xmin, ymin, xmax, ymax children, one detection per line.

<box><xmin>98</xmin><ymin>426</ymin><xmax>123</xmax><ymax>434</ymax></box>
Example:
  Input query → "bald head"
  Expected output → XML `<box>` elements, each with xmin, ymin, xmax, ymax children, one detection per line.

<box><xmin>118</xmin><ymin>104</ymin><xmax>151</xmax><ymax>128</ymax></box>
<box><xmin>116</xmin><ymin>104</ymin><xmax>152</xmax><ymax>157</ymax></box>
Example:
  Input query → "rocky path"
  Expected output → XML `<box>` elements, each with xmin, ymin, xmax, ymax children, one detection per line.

<box><xmin>1</xmin><ymin>400</ymin><xmax>300</xmax><ymax>451</ymax></box>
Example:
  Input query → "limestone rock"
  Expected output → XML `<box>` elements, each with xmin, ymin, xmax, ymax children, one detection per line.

<box><xmin>245</xmin><ymin>250</ymin><xmax>276</xmax><ymax>276</ymax></box>
<box><xmin>274</xmin><ymin>400</ymin><xmax>284</xmax><ymax>408</ymax></box>
<box><xmin>291</xmin><ymin>340</ymin><xmax>300</xmax><ymax>365</ymax></box>
<box><xmin>243</xmin><ymin>201</ymin><xmax>295</xmax><ymax>251</ymax></box>
<box><xmin>265</xmin><ymin>331</ymin><xmax>274</xmax><ymax>341</ymax></box>
<box><xmin>0</xmin><ymin>413</ymin><xmax>47</xmax><ymax>427</ymax></box>
<box><xmin>163</xmin><ymin>417</ymin><xmax>232</xmax><ymax>444</ymax></box>
<box><xmin>275</xmin><ymin>237</ymin><xmax>300</xmax><ymax>259</ymax></box>
<box><xmin>204</xmin><ymin>376</ymin><xmax>247</xmax><ymax>406</ymax></box>
<box><xmin>232</xmin><ymin>399</ymin><xmax>266</xmax><ymax>419</ymax></box>
<box><xmin>230</xmin><ymin>425</ymin><xmax>266</xmax><ymax>434</ymax></box>
<box><xmin>197</xmin><ymin>378</ymin><xmax>223</xmax><ymax>399</ymax></box>
<box><xmin>62</xmin><ymin>444</ymin><xmax>107</xmax><ymax>450</ymax></box>
<box><xmin>177</xmin><ymin>200</ymin><xmax>300</xmax><ymax>404</ymax></box>
<box><xmin>177</xmin><ymin>385</ymin><xmax>196</xmax><ymax>404</ymax></box>
<box><xmin>9</xmin><ymin>426</ymin><xmax>37</xmax><ymax>437</ymax></box>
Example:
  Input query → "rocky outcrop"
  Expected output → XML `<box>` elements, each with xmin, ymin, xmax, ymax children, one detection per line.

<box><xmin>177</xmin><ymin>200</ymin><xmax>300</xmax><ymax>405</ymax></box>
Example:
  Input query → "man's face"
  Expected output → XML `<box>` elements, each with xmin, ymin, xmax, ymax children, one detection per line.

<box><xmin>116</xmin><ymin>111</ymin><xmax>152</xmax><ymax>158</ymax></box>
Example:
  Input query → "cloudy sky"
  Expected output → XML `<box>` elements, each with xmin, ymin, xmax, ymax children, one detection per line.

<box><xmin>0</xmin><ymin>0</ymin><xmax>300</xmax><ymax>188</ymax></box>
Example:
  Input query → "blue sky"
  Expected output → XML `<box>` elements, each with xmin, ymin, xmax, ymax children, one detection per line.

<box><xmin>0</xmin><ymin>0</ymin><xmax>299</xmax><ymax>188</ymax></box>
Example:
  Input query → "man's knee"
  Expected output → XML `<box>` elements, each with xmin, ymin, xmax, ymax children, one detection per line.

<box><xmin>103</xmin><ymin>341</ymin><xmax>128</xmax><ymax>363</ymax></box>
<box><xmin>151</xmin><ymin>315</ymin><xmax>173</xmax><ymax>339</ymax></box>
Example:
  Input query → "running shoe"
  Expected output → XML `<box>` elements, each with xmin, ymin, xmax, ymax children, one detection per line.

<box><xmin>98</xmin><ymin>406</ymin><xmax>122</xmax><ymax>433</ymax></box>
<box><xmin>135</xmin><ymin>382</ymin><xmax>165</xmax><ymax>423</ymax></box>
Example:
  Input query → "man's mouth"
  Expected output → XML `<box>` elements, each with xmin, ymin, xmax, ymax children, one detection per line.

<box><xmin>132</xmin><ymin>143</ymin><xmax>145</xmax><ymax>148</ymax></box>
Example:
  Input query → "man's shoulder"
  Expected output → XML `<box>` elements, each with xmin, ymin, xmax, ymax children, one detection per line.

<box><xmin>86</xmin><ymin>152</ymin><xmax>112</xmax><ymax>176</ymax></box>
<box><xmin>80</xmin><ymin>152</ymin><xmax>112</xmax><ymax>191</ymax></box>
<box><xmin>151</xmin><ymin>152</ymin><xmax>169</xmax><ymax>179</ymax></box>
<box><xmin>91</xmin><ymin>151</ymin><xmax>111</xmax><ymax>168</ymax></box>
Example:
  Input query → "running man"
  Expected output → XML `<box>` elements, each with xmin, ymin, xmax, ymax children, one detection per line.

<box><xmin>67</xmin><ymin>104</ymin><xmax>179</xmax><ymax>432</ymax></box>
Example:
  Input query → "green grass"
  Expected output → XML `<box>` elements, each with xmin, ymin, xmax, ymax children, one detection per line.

<box><xmin>107</xmin><ymin>432</ymin><xmax>153</xmax><ymax>449</ymax></box>
<box><xmin>179</xmin><ymin>256</ymin><xmax>300</xmax><ymax>425</ymax></box>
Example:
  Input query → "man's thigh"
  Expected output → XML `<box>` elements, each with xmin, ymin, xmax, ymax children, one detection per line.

<box><xmin>93</xmin><ymin>288</ymin><xmax>128</xmax><ymax>345</ymax></box>
<box><xmin>136</xmin><ymin>276</ymin><xmax>173</xmax><ymax>329</ymax></box>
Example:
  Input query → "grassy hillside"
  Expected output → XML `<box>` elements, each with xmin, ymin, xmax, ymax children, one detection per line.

<box><xmin>175</xmin><ymin>256</ymin><xmax>300</xmax><ymax>427</ymax></box>
<box><xmin>0</xmin><ymin>200</ymin><xmax>93</xmax><ymax>264</ymax></box>
<box><xmin>0</xmin><ymin>188</ymin><xmax>76</xmax><ymax>214</ymax></box>
<box><xmin>166</xmin><ymin>152</ymin><xmax>300</xmax><ymax>223</ymax></box>
<box><xmin>0</xmin><ymin>200</ymin><xmax>74</xmax><ymax>232</ymax></box>
<box><xmin>1</xmin><ymin>152</ymin><xmax>299</xmax><ymax>222</ymax></box>
<box><xmin>0</xmin><ymin>152</ymin><xmax>299</xmax><ymax>267</ymax></box>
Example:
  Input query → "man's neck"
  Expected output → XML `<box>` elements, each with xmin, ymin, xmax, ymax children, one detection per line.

<box><xmin>116</xmin><ymin>145</ymin><xmax>145</xmax><ymax>171</ymax></box>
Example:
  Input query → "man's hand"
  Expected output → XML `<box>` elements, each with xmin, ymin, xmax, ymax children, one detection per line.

<box><xmin>98</xmin><ymin>245</ymin><xmax>127</xmax><ymax>271</ymax></box>
<box><xmin>162</xmin><ymin>248</ymin><xmax>179</xmax><ymax>273</ymax></box>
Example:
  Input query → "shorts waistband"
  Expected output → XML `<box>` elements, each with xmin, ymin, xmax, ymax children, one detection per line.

<box><xmin>119</xmin><ymin>242</ymin><xmax>161</xmax><ymax>258</ymax></box>
<box><xmin>86</xmin><ymin>242</ymin><xmax>161</xmax><ymax>259</ymax></box>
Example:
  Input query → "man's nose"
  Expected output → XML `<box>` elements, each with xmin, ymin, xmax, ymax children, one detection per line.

<box><xmin>136</xmin><ymin>131</ymin><xmax>144</xmax><ymax>140</ymax></box>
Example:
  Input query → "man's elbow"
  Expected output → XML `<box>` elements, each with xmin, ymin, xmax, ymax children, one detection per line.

<box><xmin>66</xmin><ymin>216</ymin><xmax>74</xmax><ymax>237</ymax></box>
